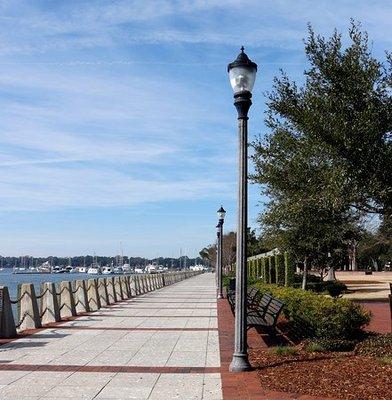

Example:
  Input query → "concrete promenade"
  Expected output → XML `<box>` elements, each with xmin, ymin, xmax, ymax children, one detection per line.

<box><xmin>0</xmin><ymin>273</ymin><xmax>222</xmax><ymax>399</ymax></box>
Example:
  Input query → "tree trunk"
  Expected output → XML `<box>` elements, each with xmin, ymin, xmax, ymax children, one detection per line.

<box><xmin>301</xmin><ymin>258</ymin><xmax>308</xmax><ymax>290</ymax></box>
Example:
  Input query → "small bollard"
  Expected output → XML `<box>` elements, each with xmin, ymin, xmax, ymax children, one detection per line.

<box><xmin>97</xmin><ymin>278</ymin><xmax>108</xmax><ymax>307</ymax></box>
<box><xmin>136</xmin><ymin>275</ymin><xmax>142</xmax><ymax>295</ymax></box>
<box><xmin>59</xmin><ymin>281</ymin><xmax>77</xmax><ymax>318</ymax></box>
<box><xmin>18</xmin><ymin>283</ymin><xmax>42</xmax><ymax>331</ymax></box>
<box><xmin>129</xmin><ymin>276</ymin><xmax>136</xmax><ymax>296</ymax></box>
<box><xmin>120</xmin><ymin>276</ymin><xmax>128</xmax><ymax>299</ymax></box>
<box><xmin>124</xmin><ymin>275</ymin><xmax>132</xmax><ymax>298</ymax></box>
<box><xmin>40</xmin><ymin>282</ymin><xmax>61</xmax><ymax>324</ymax></box>
<box><xmin>0</xmin><ymin>286</ymin><xmax>17</xmax><ymax>338</ymax></box>
<box><xmin>87</xmin><ymin>279</ymin><xmax>99</xmax><ymax>311</ymax></box>
<box><xmin>114</xmin><ymin>277</ymin><xmax>123</xmax><ymax>300</ymax></box>
<box><xmin>107</xmin><ymin>277</ymin><xmax>117</xmax><ymax>304</ymax></box>
<box><xmin>140</xmin><ymin>275</ymin><xmax>146</xmax><ymax>293</ymax></box>
<box><xmin>74</xmin><ymin>280</ymin><xmax>90</xmax><ymax>313</ymax></box>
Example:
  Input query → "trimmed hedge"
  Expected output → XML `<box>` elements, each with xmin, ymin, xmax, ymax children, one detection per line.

<box><xmin>254</xmin><ymin>283</ymin><xmax>371</xmax><ymax>339</ymax></box>
<box><xmin>264</xmin><ymin>257</ymin><xmax>271</xmax><ymax>284</ymax></box>
<box><xmin>284</xmin><ymin>252</ymin><xmax>295</xmax><ymax>287</ymax></box>
<box><xmin>275</xmin><ymin>254</ymin><xmax>285</xmax><ymax>286</ymax></box>
<box><xmin>269</xmin><ymin>256</ymin><xmax>276</xmax><ymax>284</ymax></box>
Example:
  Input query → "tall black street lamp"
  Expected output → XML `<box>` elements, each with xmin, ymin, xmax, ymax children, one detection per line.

<box><xmin>217</xmin><ymin>206</ymin><xmax>226</xmax><ymax>299</ymax></box>
<box><xmin>215</xmin><ymin>223</ymin><xmax>221</xmax><ymax>290</ymax></box>
<box><xmin>228</xmin><ymin>47</ymin><xmax>257</xmax><ymax>372</ymax></box>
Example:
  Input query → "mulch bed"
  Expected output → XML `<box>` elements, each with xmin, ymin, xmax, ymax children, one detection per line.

<box><xmin>249</xmin><ymin>348</ymin><xmax>391</xmax><ymax>400</ymax></box>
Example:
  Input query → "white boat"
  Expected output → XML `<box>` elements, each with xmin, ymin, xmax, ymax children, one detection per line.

<box><xmin>52</xmin><ymin>266</ymin><xmax>66</xmax><ymax>274</ymax></box>
<box><xmin>134</xmin><ymin>267</ymin><xmax>144</xmax><ymax>274</ymax></box>
<box><xmin>87</xmin><ymin>253</ymin><xmax>101</xmax><ymax>274</ymax></box>
<box><xmin>146</xmin><ymin>263</ymin><xmax>158</xmax><ymax>274</ymax></box>
<box><xmin>78</xmin><ymin>257</ymin><xmax>87</xmax><ymax>273</ymax></box>
<box><xmin>122</xmin><ymin>263</ymin><xmax>132</xmax><ymax>273</ymax></box>
<box><xmin>65</xmin><ymin>257</ymin><xmax>78</xmax><ymax>273</ymax></box>
<box><xmin>102</xmin><ymin>266</ymin><xmax>113</xmax><ymax>275</ymax></box>
<box><xmin>87</xmin><ymin>266</ymin><xmax>101</xmax><ymax>274</ymax></box>
<box><xmin>113</xmin><ymin>266</ymin><xmax>124</xmax><ymax>275</ymax></box>
<box><xmin>38</xmin><ymin>261</ymin><xmax>52</xmax><ymax>273</ymax></box>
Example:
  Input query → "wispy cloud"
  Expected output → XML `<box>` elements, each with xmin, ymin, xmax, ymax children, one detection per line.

<box><xmin>0</xmin><ymin>0</ymin><xmax>389</xmax><ymax>256</ymax></box>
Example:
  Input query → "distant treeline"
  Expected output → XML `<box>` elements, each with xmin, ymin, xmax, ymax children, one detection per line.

<box><xmin>0</xmin><ymin>255</ymin><xmax>205</xmax><ymax>269</ymax></box>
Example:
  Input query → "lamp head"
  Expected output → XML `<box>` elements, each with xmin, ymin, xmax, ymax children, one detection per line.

<box><xmin>228</xmin><ymin>46</ymin><xmax>257</xmax><ymax>95</ymax></box>
<box><xmin>217</xmin><ymin>206</ymin><xmax>226</xmax><ymax>222</ymax></box>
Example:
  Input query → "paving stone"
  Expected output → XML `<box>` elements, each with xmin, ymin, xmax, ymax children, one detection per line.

<box><xmin>0</xmin><ymin>274</ymin><xmax>222</xmax><ymax>399</ymax></box>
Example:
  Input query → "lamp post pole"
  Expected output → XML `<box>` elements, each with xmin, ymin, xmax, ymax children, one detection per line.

<box><xmin>216</xmin><ymin>206</ymin><xmax>226</xmax><ymax>299</ymax></box>
<box><xmin>218</xmin><ymin>221</ymin><xmax>223</xmax><ymax>298</ymax></box>
<box><xmin>228</xmin><ymin>47</ymin><xmax>257</xmax><ymax>372</ymax></box>
<box><xmin>216</xmin><ymin>223</ymin><xmax>221</xmax><ymax>294</ymax></box>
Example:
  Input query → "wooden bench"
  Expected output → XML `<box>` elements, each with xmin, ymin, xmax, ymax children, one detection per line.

<box><xmin>247</xmin><ymin>295</ymin><xmax>284</xmax><ymax>332</ymax></box>
<box><xmin>227</xmin><ymin>285</ymin><xmax>259</xmax><ymax>312</ymax></box>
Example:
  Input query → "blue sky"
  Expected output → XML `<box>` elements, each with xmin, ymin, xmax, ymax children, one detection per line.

<box><xmin>0</xmin><ymin>0</ymin><xmax>390</xmax><ymax>258</ymax></box>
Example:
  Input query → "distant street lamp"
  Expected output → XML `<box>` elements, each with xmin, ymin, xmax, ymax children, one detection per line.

<box><xmin>215</xmin><ymin>223</ymin><xmax>221</xmax><ymax>290</ymax></box>
<box><xmin>228</xmin><ymin>47</ymin><xmax>257</xmax><ymax>372</ymax></box>
<box><xmin>217</xmin><ymin>206</ymin><xmax>226</xmax><ymax>299</ymax></box>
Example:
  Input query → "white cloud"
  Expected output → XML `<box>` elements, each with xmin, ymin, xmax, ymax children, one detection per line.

<box><xmin>0</xmin><ymin>163</ymin><xmax>234</xmax><ymax>211</ymax></box>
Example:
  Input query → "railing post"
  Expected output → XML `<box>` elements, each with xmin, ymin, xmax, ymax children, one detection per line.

<box><xmin>135</xmin><ymin>275</ymin><xmax>140</xmax><ymax>295</ymax></box>
<box><xmin>131</xmin><ymin>275</ymin><xmax>138</xmax><ymax>296</ymax></box>
<box><xmin>18</xmin><ymin>283</ymin><xmax>41</xmax><ymax>330</ymax></box>
<box><xmin>108</xmin><ymin>276</ymin><xmax>118</xmax><ymax>303</ymax></box>
<box><xmin>142</xmin><ymin>275</ymin><xmax>147</xmax><ymax>293</ymax></box>
<box><xmin>114</xmin><ymin>277</ymin><xmax>123</xmax><ymax>300</ymax></box>
<box><xmin>124</xmin><ymin>276</ymin><xmax>131</xmax><ymax>298</ymax></box>
<box><xmin>87</xmin><ymin>279</ymin><xmax>99</xmax><ymax>311</ymax></box>
<box><xmin>59</xmin><ymin>281</ymin><xmax>77</xmax><ymax>318</ymax></box>
<box><xmin>97</xmin><ymin>278</ymin><xmax>108</xmax><ymax>307</ymax></box>
<box><xmin>0</xmin><ymin>286</ymin><xmax>17</xmax><ymax>338</ymax></box>
<box><xmin>40</xmin><ymin>282</ymin><xmax>61</xmax><ymax>324</ymax></box>
<box><xmin>120</xmin><ymin>276</ymin><xmax>127</xmax><ymax>299</ymax></box>
<box><xmin>75</xmin><ymin>280</ymin><xmax>90</xmax><ymax>313</ymax></box>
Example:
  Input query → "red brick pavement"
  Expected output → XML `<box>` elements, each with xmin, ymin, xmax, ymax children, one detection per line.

<box><xmin>360</xmin><ymin>301</ymin><xmax>391</xmax><ymax>334</ymax></box>
<box><xmin>217</xmin><ymin>299</ymin><xmax>337</xmax><ymax>400</ymax></box>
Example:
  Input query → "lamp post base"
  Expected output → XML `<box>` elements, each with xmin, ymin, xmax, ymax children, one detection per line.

<box><xmin>229</xmin><ymin>353</ymin><xmax>252</xmax><ymax>372</ymax></box>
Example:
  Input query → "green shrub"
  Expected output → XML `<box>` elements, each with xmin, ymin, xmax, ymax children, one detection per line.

<box><xmin>306</xmin><ymin>282</ymin><xmax>325</xmax><ymax>293</ymax></box>
<box><xmin>378</xmin><ymin>356</ymin><xmax>392</xmax><ymax>365</ymax></box>
<box><xmin>223</xmin><ymin>274</ymin><xmax>235</xmax><ymax>287</ymax></box>
<box><xmin>306</xmin><ymin>281</ymin><xmax>348</xmax><ymax>297</ymax></box>
<box><xmin>269</xmin><ymin>256</ymin><xmax>276</xmax><ymax>284</ymax></box>
<box><xmin>306</xmin><ymin>338</ymin><xmax>357</xmax><ymax>352</ymax></box>
<box><xmin>270</xmin><ymin>345</ymin><xmax>298</xmax><ymax>356</ymax></box>
<box><xmin>254</xmin><ymin>283</ymin><xmax>371</xmax><ymax>339</ymax></box>
<box><xmin>355</xmin><ymin>334</ymin><xmax>392</xmax><ymax>357</ymax></box>
<box><xmin>264</xmin><ymin>257</ymin><xmax>271</xmax><ymax>284</ymax></box>
<box><xmin>275</xmin><ymin>254</ymin><xmax>285</xmax><ymax>286</ymax></box>
<box><xmin>305</xmin><ymin>342</ymin><xmax>325</xmax><ymax>352</ymax></box>
<box><xmin>284</xmin><ymin>252</ymin><xmax>295</xmax><ymax>287</ymax></box>
<box><xmin>325</xmin><ymin>281</ymin><xmax>347</xmax><ymax>297</ymax></box>
<box><xmin>256</xmin><ymin>258</ymin><xmax>262</xmax><ymax>278</ymax></box>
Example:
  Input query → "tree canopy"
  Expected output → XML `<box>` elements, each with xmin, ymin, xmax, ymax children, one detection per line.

<box><xmin>251</xmin><ymin>21</ymin><xmax>391</xmax><ymax>266</ymax></box>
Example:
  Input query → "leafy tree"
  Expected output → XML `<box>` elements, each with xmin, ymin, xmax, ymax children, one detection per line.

<box><xmin>251</xmin><ymin>22</ymin><xmax>391</xmax><ymax>287</ymax></box>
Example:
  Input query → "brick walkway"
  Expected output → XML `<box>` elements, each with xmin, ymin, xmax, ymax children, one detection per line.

<box><xmin>0</xmin><ymin>273</ymin><xmax>222</xmax><ymax>399</ymax></box>
<box><xmin>361</xmin><ymin>301</ymin><xmax>391</xmax><ymax>334</ymax></box>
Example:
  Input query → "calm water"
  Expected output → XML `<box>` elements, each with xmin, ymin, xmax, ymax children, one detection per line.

<box><xmin>0</xmin><ymin>268</ymin><xmax>102</xmax><ymax>300</ymax></box>
<box><xmin>0</xmin><ymin>268</ymin><xmax>125</xmax><ymax>321</ymax></box>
